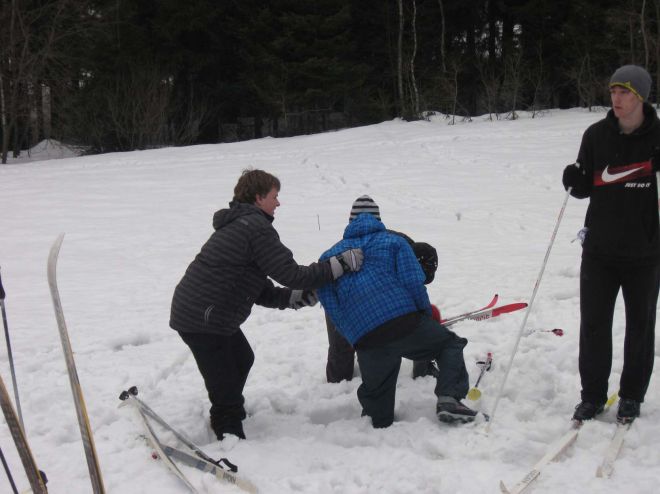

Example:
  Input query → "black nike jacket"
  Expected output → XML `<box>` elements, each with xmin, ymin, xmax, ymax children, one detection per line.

<box><xmin>571</xmin><ymin>103</ymin><xmax>660</xmax><ymax>264</ymax></box>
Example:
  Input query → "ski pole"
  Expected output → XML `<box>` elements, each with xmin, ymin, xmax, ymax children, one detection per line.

<box><xmin>0</xmin><ymin>267</ymin><xmax>23</xmax><ymax>430</ymax></box>
<box><xmin>656</xmin><ymin>170</ymin><xmax>660</xmax><ymax>226</ymax></box>
<box><xmin>467</xmin><ymin>352</ymin><xmax>493</xmax><ymax>401</ymax></box>
<box><xmin>487</xmin><ymin>173</ymin><xmax>575</xmax><ymax>432</ymax></box>
<box><xmin>0</xmin><ymin>373</ymin><xmax>47</xmax><ymax>493</ymax></box>
<box><xmin>0</xmin><ymin>446</ymin><xmax>19</xmax><ymax>494</ymax></box>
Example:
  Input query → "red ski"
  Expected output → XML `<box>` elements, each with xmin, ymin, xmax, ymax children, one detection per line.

<box><xmin>442</xmin><ymin>301</ymin><xmax>527</xmax><ymax>327</ymax></box>
<box><xmin>440</xmin><ymin>294</ymin><xmax>499</xmax><ymax>326</ymax></box>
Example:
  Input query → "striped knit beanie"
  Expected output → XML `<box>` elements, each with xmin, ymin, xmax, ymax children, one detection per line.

<box><xmin>609</xmin><ymin>65</ymin><xmax>652</xmax><ymax>101</ymax></box>
<box><xmin>349</xmin><ymin>195</ymin><xmax>381</xmax><ymax>222</ymax></box>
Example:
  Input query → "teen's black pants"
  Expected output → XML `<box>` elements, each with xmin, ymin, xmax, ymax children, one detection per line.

<box><xmin>178</xmin><ymin>330</ymin><xmax>254</xmax><ymax>427</ymax></box>
<box><xmin>579</xmin><ymin>256</ymin><xmax>659</xmax><ymax>404</ymax></box>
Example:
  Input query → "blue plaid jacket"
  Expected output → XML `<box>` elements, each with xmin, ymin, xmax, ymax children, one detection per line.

<box><xmin>318</xmin><ymin>214</ymin><xmax>431</xmax><ymax>345</ymax></box>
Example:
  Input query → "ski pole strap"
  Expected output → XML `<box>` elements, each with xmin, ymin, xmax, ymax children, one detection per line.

<box><xmin>473</xmin><ymin>355</ymin><xmax>491</xmax><ymax>388</ymax></box>
<box><xmin>217</xmin><ymin>457</ymin><xmax>238</xmax><ymax>473</ymax></box>
<box><xmin>476</xmin><ymin>353</ymin><xmax>493</xmax><ymax>371</ymax></box>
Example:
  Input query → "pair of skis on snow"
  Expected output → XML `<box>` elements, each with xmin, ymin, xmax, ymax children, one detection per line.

<box><xmin>500</xmin><ymin>395</ymin><xmax>632</xmax><ymax>493</ymax></box>
<box><xmin>440</xmin><ymin>293</ymin><xmax>527</xmax><ymax>328</ymax></box>
<box><xmin>439</xmin><ymin>294</ymin><xmax>563</xmax><ymax>339</ymax></box>
<box><xmin>118</xmin><ymin>386</ymin><xmax>258</xmax><ymax>493</ymax></box>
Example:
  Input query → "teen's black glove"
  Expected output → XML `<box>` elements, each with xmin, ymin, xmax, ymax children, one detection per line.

<box><xmin>652</xmin><ymin>147</ymin><xmax>660</xmax><ymax>172</ymax></box>
<box><xmin>562</xmin><ymin>163</ymin><xmax>584</xmax><ymax>191</ymax></box>
<box><xmin>288</xmin><ymin>289</ymin><xmax>319</xmax><ymax>309</ymax></box>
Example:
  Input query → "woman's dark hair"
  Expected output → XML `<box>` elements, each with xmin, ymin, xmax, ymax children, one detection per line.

<box><xmin>233</xmin><ymin>168</ymin><xmax>281</xmax><ymax>203</ymax></box>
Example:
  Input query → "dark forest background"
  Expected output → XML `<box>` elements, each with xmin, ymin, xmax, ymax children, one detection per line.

<box><xmin>1</xmin><ymin>0</ymin><xmax>659</xmax><ymax>163</ymax></box>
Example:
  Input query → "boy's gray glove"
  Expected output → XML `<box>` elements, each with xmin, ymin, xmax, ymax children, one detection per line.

<box><xmin>289</xmin><ymin>289</ymin><xmax>319</xmax><ymax>309</ymax></box>
<box><xmin>329</xmin><ymin>248</ymin><xmax>364</xmax><ymax>279</ymax></box>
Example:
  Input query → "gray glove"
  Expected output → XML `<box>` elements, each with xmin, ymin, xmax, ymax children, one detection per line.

<box><xmin>288</xmin><ymin>289</ymin><xmax>319</xmax><ymax>309</ymax></box>
<box><xmin>329</xmin><ymin>248</ymin><xmax>364</xmax><ymax>279</ymax></box>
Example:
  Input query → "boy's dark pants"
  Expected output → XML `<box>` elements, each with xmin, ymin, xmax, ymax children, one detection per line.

<box><xmin>326</xmin><ymin>312</ymin><xmax>438</xmax><ymax>383</ymax></box>
<box><xmin>179</xmin><ymin>330</ymin><xmax>254</xmax><ymax>437</ymax></box>
<box><xmin>326</xmin><ymin>312</ymin><xmax>356</xmax><ymax>382</ymax></box>
<box><xmin>355</xmin><ymin>314</ymin><xmax>469</xmax><ymax>428</ymax></box>
<box><xmin>579</xmin><ymin>257</ymin><xmax>659</xmax><ymax>404</ymax></box>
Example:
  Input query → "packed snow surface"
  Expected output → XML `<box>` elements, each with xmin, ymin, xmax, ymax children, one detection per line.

<box><xmin>1</xmin><ymin>109</ymin><xmax>659</xmax><ymax>493</ymax></box>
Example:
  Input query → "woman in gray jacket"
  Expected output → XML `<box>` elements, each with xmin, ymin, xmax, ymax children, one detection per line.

<box><xmin>170</xmin><ymin>168</ymin><xmax>362</xmax><ymax>441</ymax></box>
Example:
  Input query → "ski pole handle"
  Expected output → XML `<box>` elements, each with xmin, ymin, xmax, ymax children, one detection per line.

<box><xmin>476</xmin><ymin>352</ymin><xmax>493</xmax><ymax>370</ymax></box>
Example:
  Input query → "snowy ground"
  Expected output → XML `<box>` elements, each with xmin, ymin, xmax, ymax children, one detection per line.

<box><xmin>1</xmin><ymin>109</ymin><xmax>659</xmax><ymax>493</ymax></box>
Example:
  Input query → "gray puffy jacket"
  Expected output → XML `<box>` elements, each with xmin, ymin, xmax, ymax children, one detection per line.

<box><xmin>170</xmin><ymin>201</ymin><xmax>334</xmax><ymax>335</ymax></box>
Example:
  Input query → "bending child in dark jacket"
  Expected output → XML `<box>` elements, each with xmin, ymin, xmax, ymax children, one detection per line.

<box><xmin>170</xmin><ymin>168</ymin><xmax>363</xmax><ymax>441</ymax></box>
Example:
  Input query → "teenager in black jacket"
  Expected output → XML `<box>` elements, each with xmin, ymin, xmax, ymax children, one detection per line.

<box><xmin>562</xmin><ymin>65</ymin><xmax>660</xmax><ymax>424</ymax></box>
<box><xmin>170</xmin><ymin>169</ymin><xmax>363</xmax><ymax>441</ymax></box>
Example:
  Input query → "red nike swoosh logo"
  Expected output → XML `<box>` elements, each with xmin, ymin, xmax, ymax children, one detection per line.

<box><xmin>602</xmin><ymin>165</ymin><xmax>644</xmax><ymax>182</ymax></box>
<box><xmin>593</xmin><ymin>160</ymin><xmax>652</xmax><ymax>186</ymax></box>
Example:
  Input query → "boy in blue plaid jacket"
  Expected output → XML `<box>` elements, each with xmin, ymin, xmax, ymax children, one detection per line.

<box><xmin>318</xmin><ymin>203</ymin><xmax>477</xmax><ymax>427</ymax></box>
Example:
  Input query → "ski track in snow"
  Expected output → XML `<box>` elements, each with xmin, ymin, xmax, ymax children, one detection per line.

<box><xmin>1</xmin><ymin>109</ymin><xmax>659</xmax><ymax>493</ymax></box>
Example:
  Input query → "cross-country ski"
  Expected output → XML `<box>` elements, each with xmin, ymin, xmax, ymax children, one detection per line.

<box><xmin>596</xmin><ymin>422</ymin><xmax>633</xmax><ymax>478</ymax></box>
<box><xmin>444</xmin><ymin>302</ymin><xmax>527</xmax><ymax>326</ymax></box>
<box><xmin>47</xmin><ymin>233</ymin><xmax>105</xmax><ymax>494</ymax></box>
<box><xmin>501</xmin><ymin>394</ymin><xmax>620</xmax><ymax>492</ymax></box>
<box><xmin>439</xmin><ymin>293</ymin><xmax>499</xmax><ymax>326</ymax></box>
<box><xmin>500</xmin><ymin>423</ymin><xmax>580</xmax><ymax>494</ymax></box>
<box><xmin>440</xmin><ymin>296</ymin><xmax>527</xmax><ymax>328</ymax></box>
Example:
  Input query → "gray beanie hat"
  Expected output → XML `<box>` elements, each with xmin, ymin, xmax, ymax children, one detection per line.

<box><xmin>349</xmin><ymin>195</ymin><xmax>381</xmax><ymax>221</ymax></box>
<box><xmin>609</xmin><ymin>65</ymin><xmax>652</xmax><ymax>101</ymax></box>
